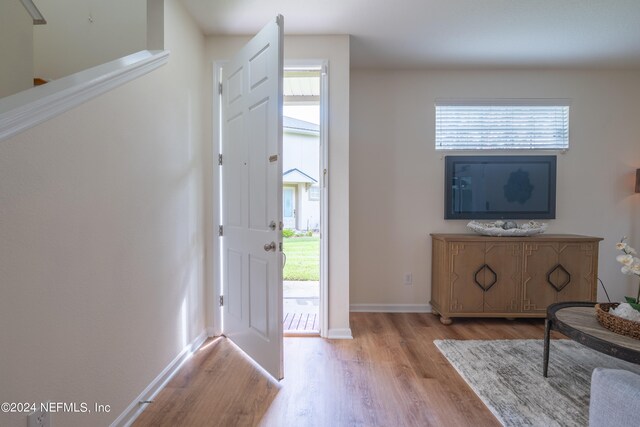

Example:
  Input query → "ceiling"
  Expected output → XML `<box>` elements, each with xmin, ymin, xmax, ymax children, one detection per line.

<box><xmin>180</xmin><ymin>0</ymin><xmax>640</xmax><ymax>69</ymax></box>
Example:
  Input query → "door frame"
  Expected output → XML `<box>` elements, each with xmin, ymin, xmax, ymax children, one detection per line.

<box><xmin>211</xmin><ymin>59</ymin><xmax>330</xmax><ymax>338</ymax></box>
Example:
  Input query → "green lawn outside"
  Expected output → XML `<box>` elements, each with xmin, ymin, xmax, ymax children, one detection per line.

<box><xmin>283</xmin><ymin>236</ymin><xmax>319</xmax><ymax>281</ymax></box>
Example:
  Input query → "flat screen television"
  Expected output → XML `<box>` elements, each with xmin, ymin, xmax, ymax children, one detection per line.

<box><xmin>444</xmin><ymin>155</ymin><xmax>557</xmax><ymax>220</ymax></box>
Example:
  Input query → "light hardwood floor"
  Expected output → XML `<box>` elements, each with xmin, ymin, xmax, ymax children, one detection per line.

<box><xmin>133</xmin><ymin>313</ymin><xmax>560</xmax><ymax>427</ymax></box>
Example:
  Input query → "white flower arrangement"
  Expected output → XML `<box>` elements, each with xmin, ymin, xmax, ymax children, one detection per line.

<box><xmin>613</xmin><ymin>237</ymin><xmax>640</xmax><ymax>317</ymax></box>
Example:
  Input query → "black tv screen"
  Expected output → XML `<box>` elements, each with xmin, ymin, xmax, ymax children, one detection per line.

<box><xmin>444</xmin><ymin>155</ymin><xmax>557</xmax><ymax>220</ymax></box>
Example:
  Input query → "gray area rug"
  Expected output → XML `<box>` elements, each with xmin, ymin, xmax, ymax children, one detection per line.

<box><xmin>434</xmin><ymin>339</ymin><xmax>640</xmax><ymax>427</ymax></box>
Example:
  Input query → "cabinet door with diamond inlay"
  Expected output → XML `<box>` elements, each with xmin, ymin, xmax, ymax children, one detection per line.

<box><xmin>483</xmin><ymin>243</ymin><xmax>521</xmax><ymax>313</ymax></box>
<box><xmin>523</xmin><ymin>242</ymin><xmax>561</xmax><ymax>313</ymax></box>
<box><xmin>522</xmin><ymin>242</ymin><xmax>597</xmax><ymax>313</ymax></box>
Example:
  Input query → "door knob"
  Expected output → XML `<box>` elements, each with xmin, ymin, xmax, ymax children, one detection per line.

<box><xmin>264</xmin><ymin>241</ymin><xmax>276</xmax><ymax>252</ymax></box>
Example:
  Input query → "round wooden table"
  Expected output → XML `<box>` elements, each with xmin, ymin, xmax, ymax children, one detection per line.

<box><xmin>543</xmin><ymin>301</ymin><xmax>640</xmax><ymax>377</ymax></box>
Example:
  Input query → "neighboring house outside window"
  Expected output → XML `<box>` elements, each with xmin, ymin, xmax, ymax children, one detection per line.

<box><xmin>282</xmin><ymin>116</ymin><xmax>320</xmax><ymax>231</ymax></box>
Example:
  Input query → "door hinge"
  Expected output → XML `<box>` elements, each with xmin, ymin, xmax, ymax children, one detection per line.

<box><xmin>219</xmin><ymin>295</ymin><xmax>224</xmax><ymax>306</ymax></box>
<box><xmin>218</xmin><ymin>82</ymin><xmax>222</xmax><ymax>95</ymax></box>
<box><xmin>218</xmin><ymin>154</ymin><xmax>223</xmax><ymax>166</ymax></box>
<box><xmin>218</xmin><ymin>225</ymin><xmax>223</xmax><ymax>236</ymax></box>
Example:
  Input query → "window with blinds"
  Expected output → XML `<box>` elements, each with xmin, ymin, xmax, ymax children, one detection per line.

<box><xmin>435</xmin><ymin>100</ymin><xmax>569</xmax><ymax>150</ymax></box>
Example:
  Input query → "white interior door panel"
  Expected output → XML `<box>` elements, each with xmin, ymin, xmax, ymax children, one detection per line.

<box><xmin>221</xmin><ymin>15</ymin><xmax>283</xmax><ymax>380</ymax></box>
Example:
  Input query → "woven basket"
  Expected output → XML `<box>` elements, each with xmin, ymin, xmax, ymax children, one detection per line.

<box><xmin>595</xmin><ymin>303</ymin><xmax>640</xmax><ymax>340</ymax></box>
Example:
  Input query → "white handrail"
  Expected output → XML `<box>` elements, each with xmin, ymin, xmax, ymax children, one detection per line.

<box><xmin>19</xmin><ymin>0</ymin><xmax>46</xmax><ymax>25</ymax></box>
<box><xmin>0</xmin><ymin>50</ymin><xmax>169</xmax><ymax>142</ymax></box>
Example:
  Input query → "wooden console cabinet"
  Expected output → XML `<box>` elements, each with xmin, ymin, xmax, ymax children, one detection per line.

<box><xmin>430</xmin><ymin>234</ymin><xmax>602</xmax><ymax>325</ymax></box>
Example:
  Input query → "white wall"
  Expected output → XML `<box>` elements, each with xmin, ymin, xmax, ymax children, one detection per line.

<box><xmin>350</xmin><ymin>69</ymin><xmax>640</xmax><ymax>307</ymax></box>
<box><xmin>0</xmin><ymin>1</ymin><xmax>205</xmax><ymax>426</ymax></box>
<box><xmin>33</xmin><ymin>0</ymin><xmax>147</xmax><ymax>80</ymax></box>
<box><xmin>204</xmin><ymin>35</ymin><xmax>351</xmax><ymax>336</ymax></box>
<box><xmin>0</xmin><ymin>0</ymin><xmax>34</xmax><ymax>97</ymax></box>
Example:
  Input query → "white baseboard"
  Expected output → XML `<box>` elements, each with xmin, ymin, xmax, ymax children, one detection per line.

<box><xmin>206</xmin><ymin>326</ymin><xmax>219</xmax><ymax>337</ymax></box>
<box><xmin>326</xmin><ymin>328</ymin><xmax>353</xmax><ymax>339</ymax></box>
<box><xmin>110</xmin><ymin>330</ymin><xmax>207</xmax><ymax>427</ymax></box>
<box><xmin>350</xmin><ymin>304</ymin><xmax>432</xmax><ymax>313</ymax></box>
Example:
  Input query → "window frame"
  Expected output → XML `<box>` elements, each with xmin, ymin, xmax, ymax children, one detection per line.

<box><xmin>308</xmin><ymin>185</ymin><xmax>320</xmax><ymax>201</ymax></box>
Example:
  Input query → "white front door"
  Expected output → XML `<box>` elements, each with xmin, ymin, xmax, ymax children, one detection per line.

<box><xmin>220</xmin><ymin>16</ymin><xmax>284</xmax><ymax>380</ymax></box>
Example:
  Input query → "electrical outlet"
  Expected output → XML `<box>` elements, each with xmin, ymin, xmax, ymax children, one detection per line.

<box><xmin>28</xmin><ymin>406</ymin><xmax>50</xmax><ymax>427</ymax></box>
<box><xmin>403</xmin><ymin>272</ymin><xmax>413</xmax><ymax>286</ymax></box>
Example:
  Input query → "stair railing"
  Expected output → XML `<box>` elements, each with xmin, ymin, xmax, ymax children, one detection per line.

<box><xmin>19</xmin><ymin>0</ymin><xmax>46</xmax><ymax>25</ymax></box>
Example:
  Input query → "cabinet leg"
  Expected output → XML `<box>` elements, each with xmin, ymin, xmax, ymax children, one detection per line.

<box><xmin>439</xmin><ymin>316</ymin><xmax>453</xmax><ymax>325</ymax></box>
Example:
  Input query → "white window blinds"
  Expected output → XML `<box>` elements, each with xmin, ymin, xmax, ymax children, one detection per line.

<box><xmin>435</xmin><ymin>100</ymin><xmax>569</xmax><ymax>150</ymax></box>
